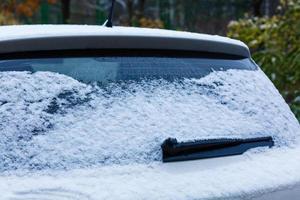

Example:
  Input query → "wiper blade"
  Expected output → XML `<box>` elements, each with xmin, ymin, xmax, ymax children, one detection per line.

<box><xmin>161</xmin><ymin>136</ymin><xmax>274</xmax><ymax>162</ymax></box>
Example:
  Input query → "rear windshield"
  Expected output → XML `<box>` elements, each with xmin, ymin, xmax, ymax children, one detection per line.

<box><xmin>0</xmin><ymin>56</ymin><xmax>257</xmax><ymax>83</ymax></box>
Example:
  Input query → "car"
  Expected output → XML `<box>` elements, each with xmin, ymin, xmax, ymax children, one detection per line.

<box><xmin>0</xmin><ymin>24</ymin><xmax>299</xmax><ymax>200</ymax></box>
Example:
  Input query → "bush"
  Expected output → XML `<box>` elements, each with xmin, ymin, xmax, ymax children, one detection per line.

<box><xmin>228</xmin><ymin>0</ymin><xmax>300</xmax><ymax>121</ymax></box>
<box><xmin>0</xmin><ymin>12</ymin><xmax>18</xmax><ymax>25</ymax></box>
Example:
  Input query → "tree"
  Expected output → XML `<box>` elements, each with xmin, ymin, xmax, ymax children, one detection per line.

<box><xmin>61</xmin><ymin>0</ymin><xmax>71</xmax><ymax>23</ymax></box>
<box><xmin>252</xmin><ymin>0</ymin><xmax>264</xmax><ymax>16</ymax></box>
<box><xmin>0</xmin><ymin>0</ymin><xmax>58</xmax><ymax>24</ymax></box>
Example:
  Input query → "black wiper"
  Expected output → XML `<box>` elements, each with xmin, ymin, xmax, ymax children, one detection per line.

<box><xmin>161</xmin><ymin>136</ymin><xmax>274</xmax><ymax>162</ymax></box>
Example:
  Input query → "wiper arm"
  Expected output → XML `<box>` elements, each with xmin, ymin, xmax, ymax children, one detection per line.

<box><xmin>161</xmin><ymin>136</ymin><xmax>274</xmax><ymax>162</ymax></box>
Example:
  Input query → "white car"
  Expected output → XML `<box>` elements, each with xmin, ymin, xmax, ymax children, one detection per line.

<box><xmin>0</xmin><ymin>25</ymin><xmax>299</xmax><ymax>200</ymax></box>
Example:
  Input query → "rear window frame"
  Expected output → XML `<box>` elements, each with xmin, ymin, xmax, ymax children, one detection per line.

<box><xmin>0</xmin><ymin>49</ymin><xmax>258</xmax><ymax>83</ymax></box>
<box><xmin>0</xmin><ymin>49</ymin><xmax>252</xmax><ymax>60</ymax></box>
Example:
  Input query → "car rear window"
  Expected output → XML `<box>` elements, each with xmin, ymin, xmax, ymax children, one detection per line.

<box><xmin>0</xmin><ymin>56</ymin><xmax>257</xmax><ymax>83</ymax></box>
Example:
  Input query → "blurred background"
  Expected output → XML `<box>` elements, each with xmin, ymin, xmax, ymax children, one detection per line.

<box><xmin>0</xmin><ymin>0</ymin><xmax>299</xmax><ymax>121</ymax></box>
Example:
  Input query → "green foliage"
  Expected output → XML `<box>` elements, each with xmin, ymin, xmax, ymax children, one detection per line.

<box><xmin>228</xmin><ymin>0</ymin><xmax>300</xmax><ymax>121</ymax></box>
<box><xmin>0</xmin><ymin>11</ymin><xmax>18</xmax><ymax>25</ymax></box>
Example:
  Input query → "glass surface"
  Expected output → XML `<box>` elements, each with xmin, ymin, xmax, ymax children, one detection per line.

<box><xmin>0</xmin><ymin>57</ymin><xmax>257</xmax><ymax>83</ymax></box>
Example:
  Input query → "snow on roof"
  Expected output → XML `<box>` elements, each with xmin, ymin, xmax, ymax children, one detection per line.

<box><xmin>0</xmin><ymin>25</ymin><xmax>242</xmax><ymax>45</ymax></box>
<box><xmin>0</xmin><ymin>25</ymin><xmax>250</xmax><ymax>57</ymax></box>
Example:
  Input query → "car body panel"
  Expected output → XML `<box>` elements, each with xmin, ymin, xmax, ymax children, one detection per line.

<box><xmin>0</xmin><ymin>25</ymin><xmax>299</xmax><ymax>200</ymax></box>
<box><xmin>1</xmin><ymin>146</ymin><xmax>300</xmax><ymax>200</ymax></box>
<box><xmin>251</xmin><ymin>185</ymin><xmax>300</xmax><ymax>200</ymax></box>
<box><xmin>0</xmin><ymin>25</ymin><xmax>250</xmax><ymax>58</ymax></box>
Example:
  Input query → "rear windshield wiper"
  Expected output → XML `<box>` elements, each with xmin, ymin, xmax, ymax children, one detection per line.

<box><xmin>161</xmin><ymin>136</ymin><xmax>274</xmax><ymax>162</ymax></box>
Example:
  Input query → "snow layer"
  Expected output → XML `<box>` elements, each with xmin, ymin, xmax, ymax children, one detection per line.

<box><xmin>0</xmin><ymin>69</ymin><xmax>299</xmax><ymax>172</ymax></box>
<box><xmin>1</xmin><ymin>68</ymin><xmax>300</xmax><ymax>199</ymax></box>
<box><xmin>0</xmin><ymin>25</ymin><xmax>246</xmax><ymax>48</ymax></box>
<box><xmin>0</xmin><ymin>147</ymin><xmax>300</xmax><ymax>200</ymax></box>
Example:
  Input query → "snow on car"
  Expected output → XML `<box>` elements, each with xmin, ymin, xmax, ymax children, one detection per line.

<box><xmin>0</xmin><ymin>25</ymin><xmax>299</xmax><ymax>200</ymax></box>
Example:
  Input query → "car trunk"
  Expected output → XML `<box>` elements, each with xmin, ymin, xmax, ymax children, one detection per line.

<box><xmin>0</xmin><ymin>67</ymin><xmax>299</xmax><ymax>199</ymax></box>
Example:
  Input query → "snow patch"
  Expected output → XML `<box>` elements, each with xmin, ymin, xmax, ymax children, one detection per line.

<box><xmin>1</xmin><ymin>146</ymin><xmax>300</xmax><ymax>200</ymax></box>
<box><xmin>0</xmin><ymin>25</ymin><xmax>246</xmax><ymax>48</ymax></box>
<box><xmin>0</xmin><ymin>69</ymin><xmax>299</xmax><ymax>172</ymax></box>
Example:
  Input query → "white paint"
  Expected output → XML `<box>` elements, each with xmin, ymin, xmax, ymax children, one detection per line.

<box><xmin>0</xmin><ymin>25</ymin><xmax>247</xmax><ymax>48</ymax></box>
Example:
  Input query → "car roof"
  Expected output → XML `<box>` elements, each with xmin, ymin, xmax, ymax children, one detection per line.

<box><xmin>0</xmin><ymin>25</ymin><xmax>250</xmax><ymax>58</ymax></box>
